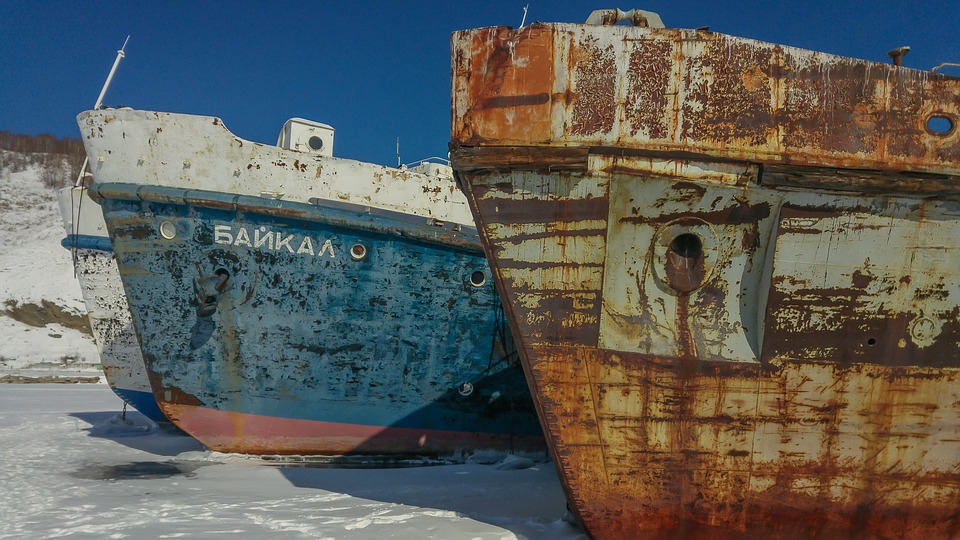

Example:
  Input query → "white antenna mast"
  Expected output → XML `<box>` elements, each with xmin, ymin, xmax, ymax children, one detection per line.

<box><xmin>94</xmin><ymin>35</ymin><xmax>130</xmax><ymax>110</ymax></box>
<box><xmin>75</xmin><ymin>35</ymin><xmax>130</xmax><ymax>187</ymax></box>
<box><xmin>396</xmin><ymin>137</ymin><xmax>401</xmax><ymax>168</ymax></box>
<box><xmin>69</xmin><ymin>36</ymin><xmax>131</xmax><ymax>277</ymax></box>
<box><xmin>520</xmin><ymin>5</ymin><xmax>529</xmax><ymax>28</ymax></box>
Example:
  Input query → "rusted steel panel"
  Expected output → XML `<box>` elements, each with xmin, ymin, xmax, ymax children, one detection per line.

<box><xmin>452</xmin><ymin>23</ymin><xmax>960</xmax><ymax>178</ymax></box>
<box><xmin>459</xmin><ymin>162</ymin><xmax>960</xmax><ymax>537</ymax></box>
<box><xmin>452</xmin><ymin>19</ymin><xmax>960</xmax><ymax>539</ymax></box>
<box><xmin>524</xmin><ymin>344</ymin><xmax>960</xmax><ymax>538</ymax></box>
<box><xmin>599</xmin><ymin>157</ymin><xmax>770</xmax><ymax>365</ymax></box>
<box><xmin>763</xmin><ymin>205</ymin><xmax>960</xmax><ymax>366</ymax></box>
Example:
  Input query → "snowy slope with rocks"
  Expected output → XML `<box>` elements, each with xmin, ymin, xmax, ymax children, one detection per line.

<box><xmin>0</xmin><ymin>150</ymin><xmax>100</xmax><ymax>377</ymax></box>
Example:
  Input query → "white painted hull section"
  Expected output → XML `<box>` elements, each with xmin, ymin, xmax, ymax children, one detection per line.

<box><xmin>56</xmin><ymin>186</ymin><xmax>160</xmax><ymax>420</ymax></box>
<box><xmin>78</xmin><ymin>109</ymin><xmax>472</xmax><ymax>227</ymax></box>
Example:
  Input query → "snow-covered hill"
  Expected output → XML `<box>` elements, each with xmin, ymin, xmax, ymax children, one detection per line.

<box><xmin>0</xmin><ymin>149</ymin><xmax>100</xmax><ymax>378</ymax></box>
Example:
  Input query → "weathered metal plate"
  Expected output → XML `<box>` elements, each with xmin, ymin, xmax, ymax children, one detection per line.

<box><xmin>451</xmin><ymin>20</ymin><xmax>960</xmax><ymax>539</ymax></box>
<box><xmin>452</xmin><ymin>23</ymin><xmax>960</xmax><ymax>178</ymax></box>
<box><xmin>95</xmin><ymin>182</ymin><xmax>545</xmax><ymax>457</ymax></box>
<box><xmin>56</xmin><ymin>186</ymin><xmax>167</xmax><ymax>422</ymax></box>
<box><xmin>459</xmin><ymin>160</ymin><xmax>960</xmax><ymax>537</ymax></box>
<box><xmin>79</xmin><ymin>109</ymin><xmax>474</xmax><ymax>226</ymax></box>
<box><xmin>763</xmin><ymin>204</ymin><xmax>960</xmax><ymax>366</ymax></box>
<box><xmin>600</xmin><ymin>157</ymin><xmax>767</xmax><ymax>364</ymax></box>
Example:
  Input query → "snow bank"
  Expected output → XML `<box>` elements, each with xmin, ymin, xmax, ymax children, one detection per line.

<box><xmin>0</xmin><ymin>157</ymin><xmax>99</xmax><ymax>373</ymax></box>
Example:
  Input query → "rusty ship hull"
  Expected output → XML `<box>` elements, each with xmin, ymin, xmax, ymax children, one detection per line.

<box><xmin>451</xmin><ymin>17</ymin><xmax>960</xmax><ymax>539</ymax></box>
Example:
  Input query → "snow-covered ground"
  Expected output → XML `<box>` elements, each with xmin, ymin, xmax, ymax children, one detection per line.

<box><xmin>0</xmin><ymin>155</ymin><xmax>583</xmax><ymax>539</ymax></box>
<box><xmin>0</xmin><ymin>384</ymin><xmax>583</xmax><ymax>539</ymax></box>
<box><xmin>0</xmin><ymin>155</ymin><xmax>100</xmax><ymax>376</ymax></box>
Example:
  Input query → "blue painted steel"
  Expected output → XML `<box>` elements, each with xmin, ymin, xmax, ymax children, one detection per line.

<box><xmin>60</xmin><ymin>234</ymin><xmax>114</xmax><ymax>252</ymax></box>
<box><xmin>93</xmin><ymin>182</ymin><xmax>543</xmax><ymax>454</ymax></box>
<box><xmin>113</xmin><ymin>387</ymin><xmax>168</xmax><ymax>423</ymax></box>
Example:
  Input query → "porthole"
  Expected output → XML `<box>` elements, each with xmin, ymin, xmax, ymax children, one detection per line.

<box><xmin>350</xmin><ymin>243</ymin><xmax>367</xmax><ymax>260</ymax></box>
<box><xmin>469</xmin><ymin>270</ymin><xmax>486</xmax><ymax>287</ymax></box>
<box><xmin>159</xmin><ymin>220</ymin><xmax>177</xmax><ymax>239</ymax></box>
<box><xmin>308</xmin><ymin>135</ymin><xmax>324</xmax><ymax>151</ymax></box>
<box><xmin>926</xmin><ymin>115</ymin><xmax>955</xmax><ymax>136</ymax></box>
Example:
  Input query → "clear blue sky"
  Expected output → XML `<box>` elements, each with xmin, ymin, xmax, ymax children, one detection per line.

<box><xmin>1</xmin><ymin>1</ymin><xmax>957</xmax><ymax>166</ymax></box>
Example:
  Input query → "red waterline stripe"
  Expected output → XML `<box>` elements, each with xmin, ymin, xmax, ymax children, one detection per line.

<box><xmin>163</xmin><ymin>402</ymin><xmax>545</xmax><ymax>456</ymax></box>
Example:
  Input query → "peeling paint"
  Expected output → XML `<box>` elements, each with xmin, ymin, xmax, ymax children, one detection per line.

<box><xmin>94</xmin><ymin>183</ymin><xmax>546</xmax><ymax>457</ymax></box>
<box><xmin>55</xmin><ymin>187</ymin><xmax>166</xmax><ymax>422</ymax></box>
<box><xmin>452</xmin><ymin>20</ymin><xmax>960</xmax><ymax>539</ymax></box>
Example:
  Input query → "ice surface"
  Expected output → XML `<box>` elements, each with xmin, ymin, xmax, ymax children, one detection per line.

<box><xmin>0</xmin><ymin>384</ymin><xmax>585</xmax><ymax>539</ymax></box>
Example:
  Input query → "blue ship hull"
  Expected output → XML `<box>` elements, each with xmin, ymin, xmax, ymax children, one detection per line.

<box><xmin>93</xmin><ymin>183</ymin><xmax>545</xmax><ymax>456</ymax></box>
<box><xmin>112</xmin><ymin>387</ymin><xmax>167</xmax><ymax>422</ymax></box>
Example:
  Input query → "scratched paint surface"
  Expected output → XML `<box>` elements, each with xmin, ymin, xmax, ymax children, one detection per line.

<box><xmin>55</xmin><ymin>187</ymin><xmax>166</xmax><ymax>422</ymax></box>
<box><xmin>451</xmin><ymin>20</ymin><xmax>960</xmax><ymax>539</ymax></box>
<box><xmin>79</xmin><ymin>109</ymin><xmax>473</xmax><ymax>227</ymax></box>
<box><xmin>452</xmin><ymin>23</ymin><xmax>960</xmax><ymax>177</ymax></box>
<box><xmin>95</xmin><ymin>183</ymin><xmax>545</xmax><ymax>457</ymax></box>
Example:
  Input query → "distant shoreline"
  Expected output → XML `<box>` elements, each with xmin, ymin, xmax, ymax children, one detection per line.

<box><xmin>0</xmin><ymin>374</ymin><xmax>101</xmax><ymax>384</ymax></box>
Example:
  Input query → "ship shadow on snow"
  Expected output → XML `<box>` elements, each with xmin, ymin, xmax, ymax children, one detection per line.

<box><xmin>69</xmin><ymin>410</ymin><xmax>204</xmax><ymax>456</ymax></box>
<box><xmin>265</xmin><ymin>380</ymin><xmax>572</xmax><ymax>538</ymax></box>
<box><xmin>276</xmin><ymin>458</ymin><xmax>577</xmax><ymax>538</ymax></box>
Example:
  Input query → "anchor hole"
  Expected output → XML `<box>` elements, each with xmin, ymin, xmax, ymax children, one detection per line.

<box><xmin>866</xmin><ymin>337</ymin><xmax>877</xmax><ymax>346</ymax></box>
<box><xmin>669</xmin><ymin>233</ymin><xmax>703</xmax><ymax>262</ymax></box>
